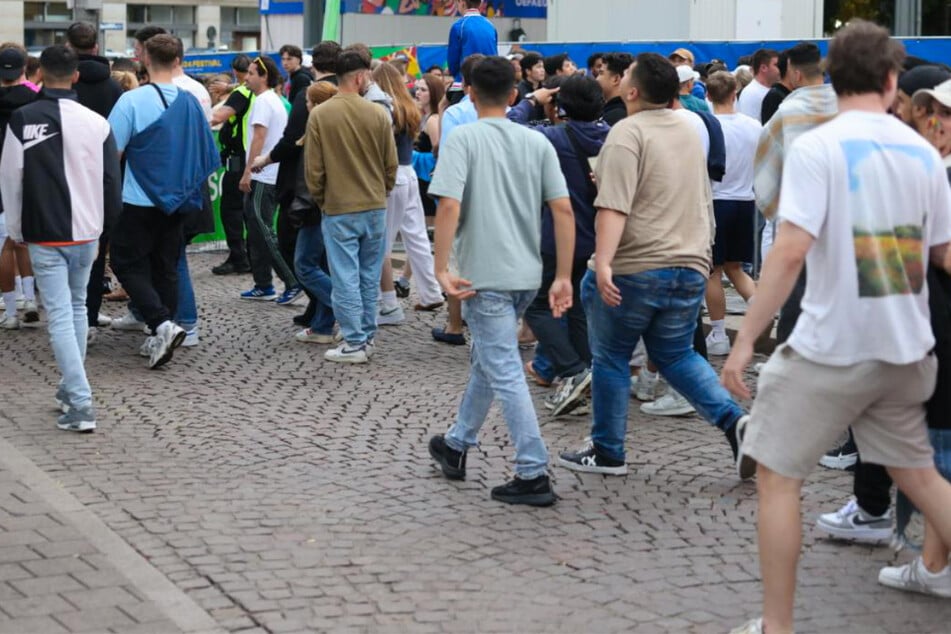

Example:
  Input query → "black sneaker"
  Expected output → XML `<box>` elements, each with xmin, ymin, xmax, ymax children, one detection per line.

<box><xmin>293</xmin><ymin>313</ymin><xmax>309</xmax><ymax>327</ymax></box>
<box><xmin>491</xmin><ymin>475</ymin><xmax>556</xmax><ymax>507</ymax></box>
<box><xmin>819</xmin><ymin>429</ymin><xmax>858</xmax><ymax>471</ymax></box>
<box><xmin>394</xmin><ymin>279</ymin><xmax>410</xmax><ymax>298</ymax></box>
<box><xmin>558</xmin><ymin>441</ymin><xmax>627</xmax><ymax>475</ymax></box>
<box><xmin>212</xmin><ymin>259</ymin><xmax>251</xmax><ymax>276</ymax></box>
<box><xmin>732</xmin><ymin>414</ymin><xmax>756</xmax><ymax>481</ymax></box>
<box><xmin>429</xmin><ymin>435</ymin><xmax>466</xmax><ymax>480</ymax></box>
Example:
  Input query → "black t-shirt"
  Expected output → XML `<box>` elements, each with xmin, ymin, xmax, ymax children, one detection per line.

<box><xmin>219</xmin><ymin>88</ymin><xmax>251</xmax><ymax>155</ymax></box>
<box><xmin>602</xmin><ymin>96</ymin><xmax>627</xmax><ymax>127</ymax></box>
<box><xmin>925</xmin><ymin>165</ymin><xmax>951</xmax><ymax>429</ymax></box>
<box><xmin>760</xmin><ymin>83</ymin><xmax>791</xmax><ymax>124</ymax></box>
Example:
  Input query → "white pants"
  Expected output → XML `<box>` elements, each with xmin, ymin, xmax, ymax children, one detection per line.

<box><xmin>385</xmin><ymin>165</ymin><xmax>442</xmax><ymax>306</ymax></box>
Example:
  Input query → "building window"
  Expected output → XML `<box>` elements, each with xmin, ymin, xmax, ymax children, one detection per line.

<box><xmin>126</xmin><ymin>5</ymin><xmax>197</xmax><ymax>50</ymax></box>
<box><xmin>221</xmin><ymin>6</ymin><xmax>261</xmax><ymax>52</ymax></box>
<box><xmin>23</xmin><ymin>2</ymin><xmax>71</xmax><ymax>48</ymax></box>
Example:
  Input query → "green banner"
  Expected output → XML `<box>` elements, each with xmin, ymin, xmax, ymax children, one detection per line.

<box><xmin>323</xmin><ymin>0</ymin><xmax>342</xmax><ymax>41</ymax></box>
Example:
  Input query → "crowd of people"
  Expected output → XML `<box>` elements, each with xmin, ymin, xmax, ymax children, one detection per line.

<box><xmin>2</xmin><ymin>1</ymin><xmax>951</xmax><ymax>631</ymax></box>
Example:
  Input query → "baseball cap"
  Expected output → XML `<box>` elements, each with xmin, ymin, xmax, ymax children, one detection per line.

<box><xmin>669</xmin><ymin>48</ymin><xmax>694</xmax><ymax>65</ymax></box>
<box><xmin>0</xmin><ymin>48</ymin><xmax>25</xmax><ymax>81</ymax></box>
<box><xmin>898</xmin><ymin>65</ymin><xmax>951</xmax><ymax>97</ymax></box>
<box><xmin>913</xmin><ymin>78</ymin><xmax>951</xmax><ymax>109</ymax></box>
<box><xmin>676</xmin><ymin>64</ymin><xmax>700</xmax><ymax>84</ymax></box>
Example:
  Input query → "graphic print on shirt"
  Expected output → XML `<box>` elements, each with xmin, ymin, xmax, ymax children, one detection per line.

<box><xmin>844</xmin><ymin>140</ymin><xmax>934</xmax><ymax>297</ymax></box>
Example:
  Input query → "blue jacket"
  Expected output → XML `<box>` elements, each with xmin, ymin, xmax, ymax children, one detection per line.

<box><xmin>125</xmin><ymin>87</ymin><xmax>219</xmax><ymax>215</ymax></box>
<box><xmin>508</xmin><ymin>100</ymin><xmax>609</xmax><ymax>260</ymax></box>
<box><xmin>447</xmin><ymin>12</ymin><xmax>498</xmax><ymax>81</ymax></box>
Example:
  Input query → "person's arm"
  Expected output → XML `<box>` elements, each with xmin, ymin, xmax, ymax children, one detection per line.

<box><xmin>753</xmin><ymin>115</ymin><xmax>783</xmax><ymax>219</ymax></box>
<box><xmin>241</xmin><ymin>124</ymin><xmax>267</xmax><ymax>193</ymax></box>
<box><xmin>447</xmin><ymin>22</ymin><xmax>462</xmax><ymax>79</ymax></box>
<box><xmin>548</xmin><ymin>196</ymin><xmax>575</xmax><ymax>317</ymax></box>
<box><xmin>425</xmin><ymin>115</ymin><xmax>440</xmax><ymax>156</ymax></box>
<box><xmin>101</xmin><ymin>130</ymin><xmax>122</xmax><ymax>235</ymax></box>
<box><xmin>592</xmin><ymin>209</ymin><xmax>627</xmax><ymax>307</ymax></box>
<box><xmin>259</xmin><ymin>91</ymin><xmax>308</xmax><ymax>169</ymax></box>
<box><xmin>721</xmin><ymin>221</ymin><xmax>813</xmax><ymax>398</ymax></box>
<box><xmin>0</xmin><ymin>120</ymin><xmax>24</xmax><ymax>241</ymax></box>
<box><xmin>303</xmin><ymin>110</ymin><xmax>326</xmax><ymax>208</ymax></box>
<box><xmin>382</xmin><ymin>117</ymin><xmax>398</xmax><ymax>195</ymax></box>
<box><xmin>433</xmin><ymin>197</ymin><xmax>474</xmax><ymax>299</ymax></box>
<box><xmin>210</xmin><ymin>105</ymin><xmax>237</xmax><ymax>127</ymax></box>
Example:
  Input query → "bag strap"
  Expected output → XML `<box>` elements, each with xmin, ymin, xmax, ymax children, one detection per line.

<box><xmin>564</xmin><ymin>124</ymin><xmax>598</xmax><ymax>200</ymax></box>
<box><xmin>150</xmin><ymin>83</ymin><xmax>169</xmax><ymax>110</ymax></box>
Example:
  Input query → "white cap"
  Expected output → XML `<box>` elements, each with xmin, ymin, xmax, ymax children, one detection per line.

<box><xmin>913</xmin><ymin>78</ymin><xmax>951</xmax><ymax>109</ymax></box>
<box><xmin>676</xmin><ymin>64</ymin><xmax>700</xmax><ymax>84</ymax></box>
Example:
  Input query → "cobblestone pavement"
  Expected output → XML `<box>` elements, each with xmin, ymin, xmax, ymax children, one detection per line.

<box><xmin>1</xmin><ymin>252</ymin><xmax>950</xmax><ymax>633</ymax></box>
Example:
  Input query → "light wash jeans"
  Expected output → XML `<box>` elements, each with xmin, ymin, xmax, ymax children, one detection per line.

<box><xmin>294</xmin><ymin>223</ymin><xmax>335</xmax><ymax>335</ymax></box>
<box><xmin>28</xmin><ymin>242</ymin><xmax>98</xmax><ymax>410</ymax></box>
<box><xmin>322</xmin><ymin>210</ymin><xmax>386</xmax><ymax>346</ymax></box>
<box><xmin>583</xmin><ymin>268</ymin><xmax>745</xmax><ymax>462</ymax></box>
<box><xmin>445</xmin><ymin>290</ymin><xmax>549</xmax><ymax>479</ymax></box>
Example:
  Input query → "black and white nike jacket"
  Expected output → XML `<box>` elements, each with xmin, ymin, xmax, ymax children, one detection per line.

<box><xmin>0</xmin><ymin>88</ymin><xmax>121</xmax><ymax>244</ymax></box>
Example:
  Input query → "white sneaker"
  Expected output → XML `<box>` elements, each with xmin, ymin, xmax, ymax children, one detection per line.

<box><xmin>816</xmin><ymin>498</ymin><xmax>892</xmax><ymax>543</ymax></box>
<box><xmin>706</xmin><ymin>331</ymin><xmax>731</xmax><ymax>356</ymax></box>
<box><xmin>377</xmin><ymin>304</ymin><xmax>405</xmax><ymax>326</ymax></box>
<box><xmin>22</xmin><ymin>300</ymin><xmax>39</xmax><ymax>323</ymax></box>
<box><xmin>753</xmin><ymin>362</ymin><xmax>765</xmax><ymax>374</ymax></box>
<box><xmin>879</xmin><ymin>556</ymin><xmax>951</xmax><ymax>598</ymax></box>
<box><xmin>139</xmin><ymin>336</ymin><xmax>156</xmax><ymax>357</ymax></box>
<box><xmin>324</xmin><ymin>342</ymin><xmax>369</xmax><ymax>364</ymax></box>
<box><xmin>87</xmin><ymin>326</ymin><xmax>99</xmax><ymax>346</ymax></box>
<box><xmin>294</xmin><ymin>328</ymin><xmax>340</xmax><ymax>344</ymax></box>
<box><xmin>112</xmin><ymin>312</ymin><xmax>146</xmax><ymax>331</ymax></box>
<box><xmin>640</xmin><ymin>389</ymin><xmax>696</xmax><ymax>416</ymax></box>
<box><xmin>181</xmin><ymin>329</ymin><xmax>199</xmax><ymax>348</ymax></box>
<box><xmin>148</xmin><ymin>321</ymin><xmax>185</xmax><ymax>369</ymax></box>
<box><xmin>1</xmin><ymin>315</ymin><xmax>20</xmax><ymax>330</ymax></box>
<box><xmin>96</xmin><ymin>314</ymin><xmax>113</xmax><ymax>327</ymax></box>
<box><xmin>729</xmin><ymin>618</ymin><xmax>763</xmax><ymax>634</ymax></box>
<box><xmin>634</xmin><ymin>369</ymin><xmax>659</xmax><ymax>401</ymax></box>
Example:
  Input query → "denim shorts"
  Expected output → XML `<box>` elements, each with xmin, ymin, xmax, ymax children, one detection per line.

<box><xmin>931</xmin><ymin>428</ymin><xmax>951</xmax><ymax>482</ymax></box>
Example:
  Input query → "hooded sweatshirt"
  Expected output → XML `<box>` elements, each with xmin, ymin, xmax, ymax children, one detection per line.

<box><xmin>73</xmin><ymin>54</ymin><xmax>122</xmax><ymax>119</ymax></box>
<box><xmin>0</xmin><ymin>84</ymin><xmax>39</xmax><ymax>214</ymax></box>
<box><xmin>508</xmin><ymin>99</ymin><xmax>610</xmax><ymax>260</ymax></box>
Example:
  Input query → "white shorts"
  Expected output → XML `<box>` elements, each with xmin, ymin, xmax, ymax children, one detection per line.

<box><xmin>0</xmin><ymin>213</ymin><xmax>7</xmax><ymax>244</ymax></box>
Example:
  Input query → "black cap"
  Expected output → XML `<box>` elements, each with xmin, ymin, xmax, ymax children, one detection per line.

<box><xmin>0</xmin><ymin>48</ymin><xmax>25</xmax><ymax>81</ymax></box>
<box><xmin>898</xmin><ymin>65</ymin><xmax>951</xmax><ymax>97</ymax></box>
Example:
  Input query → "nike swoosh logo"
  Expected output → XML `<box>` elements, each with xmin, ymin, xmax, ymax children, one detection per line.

<box><xmin>853</xmin><ymin>516</ymin><xmax>888</xmax><ymax>526</ymax></box>
<box><xmin>22</xmin><ymin>132</ymin><xmax>59</xmax><ymax>150</ymax></box>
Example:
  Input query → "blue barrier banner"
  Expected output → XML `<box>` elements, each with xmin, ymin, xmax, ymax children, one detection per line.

<box><xmin>341</xmin><ymin>0</ymin><xmax>545</xmax><ymax>18</ymax></box>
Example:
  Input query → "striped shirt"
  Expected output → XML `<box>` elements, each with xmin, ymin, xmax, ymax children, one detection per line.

<box><xmin>754</xmin><ymin>84</ymin><xmax>838</xmax><ymax>219</ymax></box>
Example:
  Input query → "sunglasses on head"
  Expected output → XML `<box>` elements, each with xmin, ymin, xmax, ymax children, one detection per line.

<box><xmin>253</xmin><ymin>57</ymin><xmax>267</xmax><ymax>75</ymax></box>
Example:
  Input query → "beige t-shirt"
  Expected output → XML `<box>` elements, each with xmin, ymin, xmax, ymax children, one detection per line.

<box><xmin>591</xmin><ymin>108</ymin><xmax>712</xmax><ymax>276</ymax></box>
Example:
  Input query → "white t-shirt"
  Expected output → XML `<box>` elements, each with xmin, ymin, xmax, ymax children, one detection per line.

<box><xmin>676</xmin><ymin>108</ymin><xmax>709</xmax><ymax>159</ymax></box>
<box><xmin>737</xmin><ymin>79</ymin><xmax>770</xmax><ymax>122</ymax></box>
<box><xmin>779</xmin><ymin>111</ymin><xmax>951</xmax><ymax>366</ymax></box>
<box><xmin>713</xmin><ymin>112</ymin><xmax>761</xmax><ymax>200</ymax></box>
<box><xmin>172</xmin><ymin>74</ymin><xmax>213</xmax><ymax>123</ymax></box>
<box><xmin>246</xmin><ymin>90</ymin><xmax>287</xmax><ymax>185</ymax></box>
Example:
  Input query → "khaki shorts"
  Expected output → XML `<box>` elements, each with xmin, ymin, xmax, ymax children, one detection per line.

<box><xmin>744</xmin><ymin>344</ymin><xmax>936</xmax><ymax>480</ymax></box>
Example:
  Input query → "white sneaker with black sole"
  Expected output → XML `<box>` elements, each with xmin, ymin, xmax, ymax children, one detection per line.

<box><xmin>816</xmin><ymin>498</ymin><xmax>892</xmax><ymax>543</ymax></box>
<box><xmin>22</xmin><ymin>300</ymin><xmax>39</xmax><ymax>323</ymax></box>
<box><xmin>149</xmin><ymin>321</ymin><xmax>186</xmax><ymax>369</ymax></box>
<box><xmin>819</xmin><ymin>430</ymin><xmax>858</xmax><ymax>470</ymax></box>
<box><xmin>879</xmin><ymin>556</ymin><xmax>951</xmax><ymax>598</ymax></box>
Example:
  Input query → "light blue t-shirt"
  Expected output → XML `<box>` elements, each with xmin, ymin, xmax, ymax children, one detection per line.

<box><xmin>429</xmin><ymin>117</ymin><xmax>569</xmax><ymax>291</ymax></box>
<box><xmin>440</xmin><ymin>95</ymin><xmax>477</xmax><ymax>150</ymax></box>
<box><xmin>108</xmin><ymin>83</ymin><xmax>180</xmax><ymax>206</ymax></box>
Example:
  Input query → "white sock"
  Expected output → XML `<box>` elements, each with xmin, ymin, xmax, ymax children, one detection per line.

<box><xmin>2</xmin><ymin>291</ymin><xmax>16</xmax><ymax>319</ymax></box>
<box><xmin>398</xmin><ymin>276</ymin><xmax>409</xmax><ymax>286</ymax></box>
<box><xmin>14</xmin><ymin>275</ymin><xmax>22</xmax><ymax>297</ymax></box>
<box><xmin>711</xmin><ymin>319</ymin><xmax>726</xmax><ymax>338</ymax></box>
<box><xmin>21</xmin><ymin>276</ymin><xmax>34</xmax><ymax>301</ymax></box>
<box><xmin>381</xmin><ymin>290</ymin><xmax>398</xmax><ymax>310</ymax></box>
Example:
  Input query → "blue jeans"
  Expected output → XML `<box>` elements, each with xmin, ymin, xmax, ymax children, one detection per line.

<box><xmin>583</xmin><ymin>268</ymin><xmax>744</xmax><ymax>462</ymax></box>
<box><xmin>321</xmin><ymin>210</ymin><xmax>385</xmax><ymax>346</ymax></box>
<box><xmin>294</xmin><ymin>223</ymin><xmax>335</xmax><ymax>335</ymax></box>
<box><xmin>28</xmin><ymin>242</ymin><xmax>98</xmax><ymax>410</ymax></box>
<box><xmin>446</xmin><ymin>290</ymin><xmax>549</xmax><ymax>479</ymax></box>
<box><xmin>175</xmin><ymin>244</ymin><xmax>197</xmax><ymax>332</ymax></box>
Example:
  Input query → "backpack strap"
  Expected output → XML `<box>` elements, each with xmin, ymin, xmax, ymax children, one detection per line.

<box><xmin>150</xmin><ymin>83</ymin><xmax>169</xmax><ymax>110</ymax></box>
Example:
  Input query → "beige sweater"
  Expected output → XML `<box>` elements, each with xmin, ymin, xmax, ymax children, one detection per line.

<box><xmin>304</xmin><ymin>92</ymin><xmax>398</xmax><ymax>215</ymax></box>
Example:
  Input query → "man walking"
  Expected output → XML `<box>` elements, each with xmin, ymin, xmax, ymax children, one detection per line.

<box><xmin>304</xmin><ymin>48</ymin><xmax>397</xmax><ymax>363</ymax></box>
<box><xmin>426</xmin><ymin>56</ymin><xmax>574</xmax><ymax>506</ymax></box>
<box><xmin>0</xmin><ymin>45</ymin><xmax>121</xmax><ymax>431</ymax></box>
<box><xmin>108</xmin><ymin>34</ymin><xmax>219</xmax><ymax>369</ymax></box>
<box><xmin>447</xmin><ymin>0</ymin><xmax>497</xmax><ymax>82</ymax></box>
<box><xmin>558</xmin><ymin>53</ymin><xmax>747</xmax><ymax>477</ymax></box>
<box><xmin>724</xmin><ymin>21</ymin><xmax>951</xmax><ymax>634</ymax></box>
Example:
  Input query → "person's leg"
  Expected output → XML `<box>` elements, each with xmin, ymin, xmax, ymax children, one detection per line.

<box><xmin>566</xmin><ymin>258</ymin><xmax>591</xmax><ymax>366</ymax></box>
<box><xmin>357</xmin><ymin>210</ymin><xmax>387</xmax><ymax>343</ymax></box>
<box><xmin>110</xmin><ymin>205</ymin><xmax>170</xmax><ymax>332</ymax></box>
<box><xmin>322</xmin><ymin>214</ymin><xmax>366</xmax><ymax>346</ymax></box>
<box><xmin>28</xmin><ymin>244</ymin><xmax>94</xmax><ymax>411</ymax></box>
<box><xmin>854</xmin><ymin>458</ymin><xmax>893</xmax><ymax>517</ymax></box>
<box><xmin>13</xmin><ymin>244</ymin><xmax>33</xmax><ymax>301</ymax></box>
<box><xmin>399</xmin><ymin>172</ymin><xmax>442</xmax><ymax>306</ymax></box>
<box><xmin>174</xmin><ymin>242</ymin><xmax>197</xmax><ymax>334</ymax></box>
<box><xmin>705</xmin><ymin>265</ymin><xmax>727</xmax><ymax>322</ymax></box>
<box><xmin>1</xmin><ymin>239</ymin><xmax>18</xmax><ymax>322</ymax></box>
<box><xmin>294</xmin><ymin>224</ymin><xmax>335</xmax><ymax>334</ymax></box>
<box><xmin>85</xmin><ymin>234</ymin><xmax>108</xmax><ymax>327</ymax></box>
<box><xmin>524</xmin><ymin>253</ymin><xmax>586</xmax><ymax>378</ymax></box>
<box><xmin>757</xmin><ymin>465</ymin><xmax>804</xmax><ymax>634</ymax></box>
<box><xmin>150</xmin><ymin>212</ymin><xmax>185</xmax><ymax>328</ymax></box>
<box><xmin>243</xmin><ymin>183</ymin><xmax>275</xmax><ymax>290</ymax></box>
<box><xmin>724</xmin><ymin>261</ymin><xmax>756</xmax><ymax>301</ymax></box>
<box><xmin>276</xmin><ymin>208</ymin><xmax>299</xmax><ymax>288</ymax></box>
<box><xmin>888</xmin><ymin>466</ymin><xmax>951</xmax><ymax>552</ymax></box>
<box><xmin>66</xmin><ymin>243</ymin><xmax>96</xmax><ymax>401</ymax></box>
<box><xmin>218</xmin><ymin>171</ymin><xmax>249</xmax><ymax>267</ymax></box>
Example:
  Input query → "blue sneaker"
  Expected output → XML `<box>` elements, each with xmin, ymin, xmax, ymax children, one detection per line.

<box><xmin>275</xmin><ymin>285</ymin><xmax>304</xmax><ymax>306</ymax></box>
<box><xmin>240</xmin><ymin>286</ymin><xmax>277</xmax><ymax>301</ymax></box>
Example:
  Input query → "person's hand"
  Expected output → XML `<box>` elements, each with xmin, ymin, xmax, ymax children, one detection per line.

<box><xmin>548</xmin><ymin>277</ymin><xmax>573</xmax><ymax>318</ymax></box>
<box><xmin>250</xmin><ymin>155</ymin><xmax>270</xmax><ymax>173</ymax></box>
<box><xmin>239</xmin><ymin>172</ymin><xmax>252</xmax><ymax>193</ymax></box>
<box><xmin>436</xmin><ymin>270</ymin><xmax>476</xmax><ymax>300</ymax></box>
<box><xmin>532</xmin><ymin>87</ymin><xmax>560</xmax><ymax>106</ymax></box>
<box><xmin>721</xmin><ymin>339</ymin><xmax>755</xmax><ymax>400</ymax></box>
<box><xmin>596</xmin><ymin>264</ymin><xmax>621</xmax><ymax>307</ymax></box>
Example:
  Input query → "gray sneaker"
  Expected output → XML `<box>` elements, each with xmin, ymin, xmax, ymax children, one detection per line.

<box><xmin>551</xmin><ymin>369</ymin><xmax>592</xmax><ymax>417</ymax></box>
<box><xmin>57</xmin><ymin>407</ymin><xmax>96</xmax><ymax>433</ymax></box>
<box><xmin>54</xmin><ymin>385</ymin><xmax>70</xmax><ymax>414</ymax></box>
<box><xmin>816</xmin><ymin>498</ymin><xmax>892</xmax><ymax>542</ymax></box>
<box><xmin>149</xmin><ymin>321</ymin><xmax>186</xmax><ymax>369</ymax></box>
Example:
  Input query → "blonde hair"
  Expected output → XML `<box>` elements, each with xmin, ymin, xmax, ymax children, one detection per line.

<box><xmin>111</xmin><ymin>70</ymin><xmax>139</xmax><ymax>92</ymax></box>
<box><xmin>371</xmin><ymin>62</ymin><xmax>421</xmax><ymax>137</ymax></box>
<box><xmin>306</xmin><ymin>80</ymin><xmax>339</xmax><ymax>107</ymax></box>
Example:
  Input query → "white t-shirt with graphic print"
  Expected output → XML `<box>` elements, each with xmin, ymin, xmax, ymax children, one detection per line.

<box><xmin>779</xmin><ymin>110</ymin><xmax>951</xmax><ymax>366</ymax></box>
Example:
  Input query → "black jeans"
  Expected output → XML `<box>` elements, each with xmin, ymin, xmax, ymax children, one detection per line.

<box><xmin>277</xmin><ymin>207</ymin><xmax>300</xmax><ymax>287</ymax></box>
<box><xmin>244</xmin><ymin>181</ymin><xmax>297</xmax><ymax>290</ymax></box>
<box><xmin>220</xmin><ymin>170</ymin><xmax>248</xmax><ymax>264</ymax></box>
<box><xmin>85</xmin><ymin>233</ymin><xmax>108</xmax><ymax>327</ymax></box>
<box><xmin>777</xmin><ymin>268</ymin><xmax>807</xmax><ymax>344</ymax></box>
<box><xmin>110</xmin><ymin>204</ymin><xmax>184</xmax><ymax>332</ymax></box>
<box><xmin>523</xmin><ymin>254</ymin><xmax>590</xmax><ymax>379</ymax></box>
<box><xmin>855</xmin><ymin>457</ymin><xmax>893</xmax><ymax>517</ymax></box>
